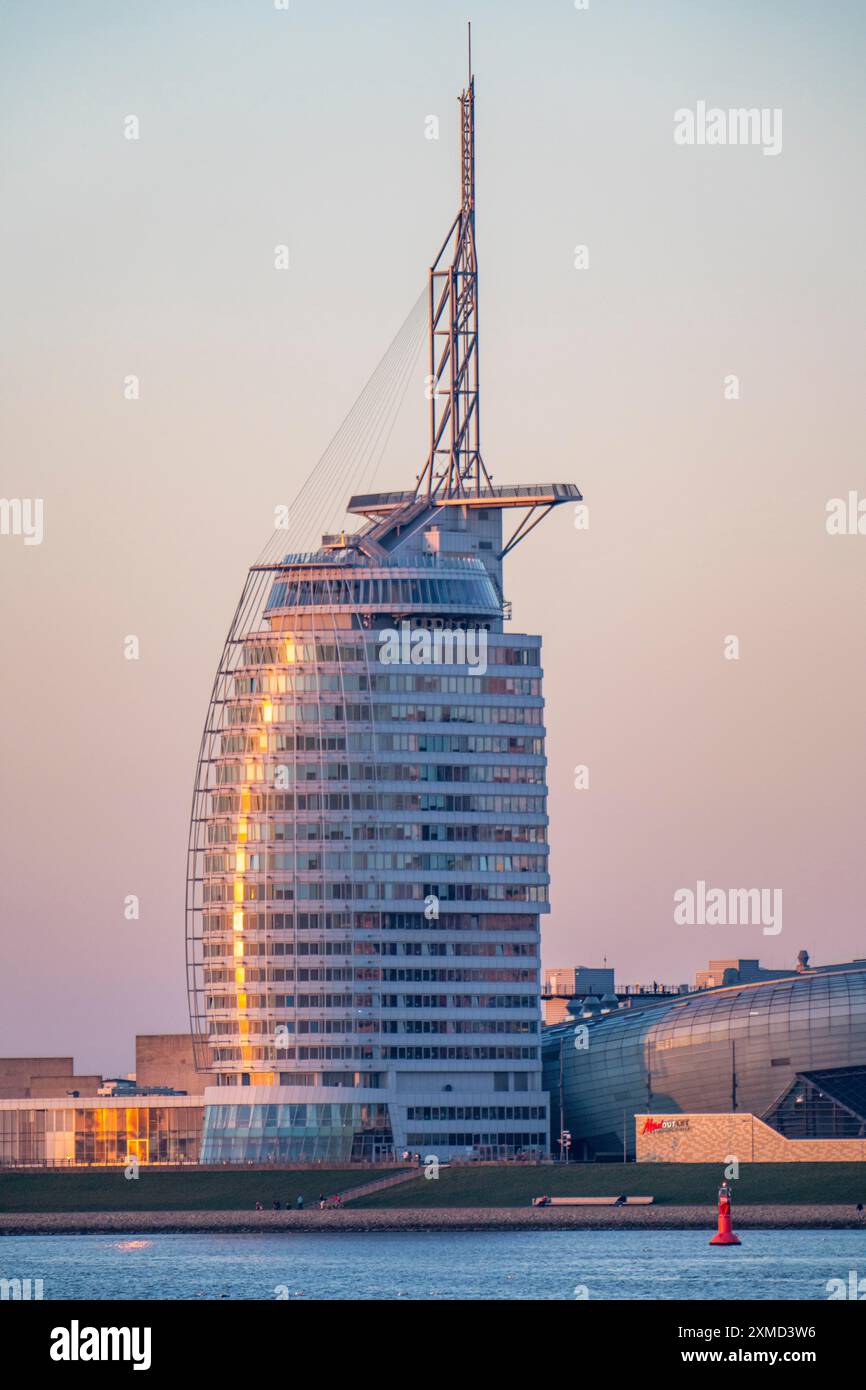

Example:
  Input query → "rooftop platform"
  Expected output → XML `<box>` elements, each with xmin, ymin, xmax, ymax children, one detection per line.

<box><xmin>348</xmin><ymin>483</ymin><xmax>582</xmax><ymax>516</ymax></box>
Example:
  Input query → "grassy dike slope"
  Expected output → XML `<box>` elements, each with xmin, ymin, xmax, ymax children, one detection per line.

<box><xmin>348</xmin><ymin>1163</ymin><xmax>866</xmax><ymax>1209</ymax></box>
<box><xmin>0</xmin><ymin>1169</ymin><xmax>362</xmax><ymax>1213</ymax></box>
<box><xmin>1</xmin><ymin>1163</ymin><xmax>865</xmax><ymax>1213</ymax></box>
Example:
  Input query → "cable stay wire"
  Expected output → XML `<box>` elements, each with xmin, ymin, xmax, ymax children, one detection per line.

<box><xmin>254</xmin><ymin>286</ymin><xmax>428</xmax><ymax>568</ymax></box>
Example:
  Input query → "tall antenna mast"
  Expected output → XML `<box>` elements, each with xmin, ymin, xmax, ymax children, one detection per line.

<box><xmin>462</xmin><ymin>23</ymin><xmax>475</xmax><ymax>217</ymax></box>
<box><xmin>415</xmin><ymin>23</ymin><xmax>493</xmax><ymax>502</ymax></box>
<box><xmin>343</xmin><ymin>29</ymin><xmax>581</xmax><ymax>563</ymax></box>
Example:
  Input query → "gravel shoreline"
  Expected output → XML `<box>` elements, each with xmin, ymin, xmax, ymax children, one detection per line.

<box><xmin>0</xmin><ymin>1206</ymin><xmax>863</xmax><ymax>1235</ymax></box>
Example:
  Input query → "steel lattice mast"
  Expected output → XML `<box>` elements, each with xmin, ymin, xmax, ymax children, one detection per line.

<box><xmin>332</xmin><ymin>31</ymin><xmax>582</xmax><ymax>562</ymax></box>
<box><xmin>415</xmin><ymin>28</ymin><xmax>494</xmax><ymax>503</ymax></box>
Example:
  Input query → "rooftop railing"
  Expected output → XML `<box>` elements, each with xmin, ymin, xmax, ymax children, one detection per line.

<box><xmin>254</xmin><ymin>550</ymin><xmax>490</xmax><ymax>572</ymax></box>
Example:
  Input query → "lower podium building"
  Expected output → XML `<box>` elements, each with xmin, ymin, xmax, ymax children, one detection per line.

<box><xmin>0</xmin><ymin>1096</ymin><xmax>203</xmax><ymax>1167</ymax></box>
<box><xmin>636</xmin><ymin>1096</ymin><xmax>866</xmax><ymax>1164</ymax></box>
<box><xmin>199</xmin><ymin>1089</ymin><xmax>550</xmax><ymax>1165</ymax></box>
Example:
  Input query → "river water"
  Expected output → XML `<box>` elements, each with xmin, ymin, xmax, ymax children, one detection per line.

<box><xmin>2</xmin><ymin>1229</ymin><xmax>865</xmax><ymax>1300</ymax></box>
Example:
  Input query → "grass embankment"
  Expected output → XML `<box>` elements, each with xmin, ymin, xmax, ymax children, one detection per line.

<box><xmin>348</xmin><ymin>1163</ymin><xmax>866</xmax><ymax>1209</ymax></box>
<box><xmin>0</xmin><ymin>1170</ymin><xmax>362</xmax><ymax>1213</ymax></box>
<box><xmin>1</xmin><ymin>1163</ymin><xmax>864</xmax><ymax>1213</ymax></box>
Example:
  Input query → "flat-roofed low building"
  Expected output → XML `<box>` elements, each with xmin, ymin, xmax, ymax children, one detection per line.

<box><xmin>0</xmin><ymin>1095</ymin><xmax>204</xmax><ymax>1167</ymax></box>
<box><xmin>637</xmin><ymin>1074</ymin><xmax>866</xmax><ymax>1162</ymax></box>
<box><xmin>29</xmin><ymin>1074</ymin><xmax>102</xmax><ymax>1099</ymax></box>
<box><xmin>0</xmin><ymin>1058</ymin><xmax>102</xmax><ymax>1100</ymax></box>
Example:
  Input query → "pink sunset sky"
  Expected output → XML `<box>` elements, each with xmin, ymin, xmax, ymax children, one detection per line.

<box><xmin>2</xmin><ymin>0</ymin><xmax>865</xmax><ymax>1074</ymax></box>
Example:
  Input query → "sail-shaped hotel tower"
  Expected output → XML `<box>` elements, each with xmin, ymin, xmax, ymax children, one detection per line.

<box><xmin>186</xmin><ymin>59</ymin><xmax>581</xmax><ymax>1161</ymax></box>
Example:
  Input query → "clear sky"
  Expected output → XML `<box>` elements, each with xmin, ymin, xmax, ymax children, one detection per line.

<box><xmin>2</xmin><ymin>0</ymin><xmax>865</xmax><ymax>1075</ymax></box>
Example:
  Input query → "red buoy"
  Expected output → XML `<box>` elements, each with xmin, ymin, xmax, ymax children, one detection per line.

<box><xmin>709</xmin><ymin>1180</ymin><xmax>741</xmax><ymax>1246</ymax></box>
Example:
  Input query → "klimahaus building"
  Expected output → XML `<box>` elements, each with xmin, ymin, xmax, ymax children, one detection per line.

<box><xmin>186</xmin><ymin>61</ymin><xmax>581</xmax><ymax>1162</ymax></box>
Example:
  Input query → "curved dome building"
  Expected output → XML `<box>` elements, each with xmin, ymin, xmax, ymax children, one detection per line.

<box><xmin>542</xmin><ymin>968</ymin><xmax>866</xmax><ymax>1159</ymax></box>
<box><xmin>185</xmin><ymin>67</ymin><xmax>580</xmax><ymax>1162</ymax></box>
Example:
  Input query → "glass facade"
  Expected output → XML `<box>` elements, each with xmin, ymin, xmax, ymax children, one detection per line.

<box><xmin>201</xmin><ymin>1101</ymin><xmax>393</xmax><ymax>1163</ymax></box>
<box><xmin>764</xmin><ymin>1067</ymin><xmax>866</xmax><ymax>1139</ymax></box>
<box><xmin>0</xmin><ymin>1102</ymin><xmax>204</xmax><ymax>1167</ymax></box>
<box><xmin>188</xmin><ymin>545</ymin><xmax>551</xmax><ymax>1159</ymax></box>
<box><xmin>542</xmin><ymin>969</ymin><xmax>866</xmax><ymax>1158</ymax></box>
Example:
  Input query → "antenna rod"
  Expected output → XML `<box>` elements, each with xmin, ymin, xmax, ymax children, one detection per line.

<box><xmin>468</xmin><ymin>20</ymin><xmax>472</xmax><ymax>83</ymax></box>
<box><xmin>461</xmin><ymin>36</ymin><xmax>475</xmax><ymax>214</ymax></box>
